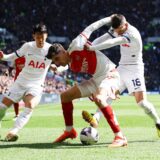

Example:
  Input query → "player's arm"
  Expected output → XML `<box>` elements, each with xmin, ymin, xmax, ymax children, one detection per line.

<box><xmin>92</xmin><ymin>32</ymin><xmax>113</xmax><ymax>45</ymax></box>
<box><xmin>0</xmin><ymin>51</ymin><xmax>18</xmax><ymax>61</ymax></box>
<box><xmin>68</xmin><ymin>16</ymin><xmax>112</xmax><ymax>53</ymax></box>
<box><xmin>68</xmin><ymin>34</ymin><xmax>88</xmax><ymax>53</ymax></box>
<box><xmin>87</xmin><ymin>36</ymin><xmax>129</xmax><ymax>51</ymax></box>
<box><xmin>81</xmin><ymin>16</ymin><xmax>112</xmax><ymax>39</ymax></box>
<box><xmin>0</xmin><ymin>42</ymin><xmax>28</xmax><ymax>61</ymax></box>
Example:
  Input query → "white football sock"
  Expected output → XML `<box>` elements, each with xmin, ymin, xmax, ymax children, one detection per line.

<box><xmin>93</xmin><ymin>109</ymin><xmax>103</xmax><ymax>122</ymax></box>
<box><xmin>9</xmin><ymin>107</ymin><xmax>33</xmax><ymax>135</ymax></box>
<box><xmin>138</xmin><ymin>100</ymin><xmax>160</xmax><ymax>124</ymax></box>
<box><xmin>66</xmin><ymin>126</ymin><xmax>73</xmax><ymax>131</ymax></box>
<box><xmin>115</xmin><ymin>131</ymin><xmax>123</xmax><ymax>138</ymax></box>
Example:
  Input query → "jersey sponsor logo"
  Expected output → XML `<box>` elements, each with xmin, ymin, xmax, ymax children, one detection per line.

<box><xmin>121</xmin><ymin>44</ymin><xmax>130</xmax><ymax>47</ymax></box>
<box><xmin>28</xmin><ymin>60</ymin><xmax>45</xmax><ymax>69</ymax></box>
<box><xmin>81</xmin><ymin>58</ymin><xmax>88</xmax><ymax>72</ymax></box>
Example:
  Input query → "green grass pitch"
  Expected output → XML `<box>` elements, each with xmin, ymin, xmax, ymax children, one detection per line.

<box><xmin>0</xmin><ymin>95</ymin><xmax>160</xmax><ymax>160</ymax></box>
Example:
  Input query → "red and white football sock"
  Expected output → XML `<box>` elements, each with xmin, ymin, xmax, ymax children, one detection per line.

<box><xmin>100</xmin><ymin>105</ymin><xmax>121</xmax><ymax>134</ymax></box>
<box><xmin>62</xmin><ymin>102</ymin><xmax>74</xmax><ymax>131</ymax></box>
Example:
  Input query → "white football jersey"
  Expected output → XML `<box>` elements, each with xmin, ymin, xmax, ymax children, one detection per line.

<box><xmin>109</xmin><ymin>24</ymin><xmax>143</xmax><ymax>65</ymax></box>
<box><xmin>15</xmin><ymin>41</ymin><xmax>52</xmax><ymax>86</ymax></box>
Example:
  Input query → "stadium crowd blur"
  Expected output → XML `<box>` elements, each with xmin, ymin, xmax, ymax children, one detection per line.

<box><xmin>0</xmin><ymin>0</ymin><xmax>160</xmax><ymax>94</ymax></box>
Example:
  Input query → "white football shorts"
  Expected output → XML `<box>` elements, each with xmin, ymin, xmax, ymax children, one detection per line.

<box><xmin>77</xmin><ymin>70</ymin><xmax>120</xmax><ymax>100</ymax></box>
<box><xmin>3</xmin><ymin>81</ymin><xmax>43</xmax><ymax>103</ymax></box>
<box><xmin>117</xmin><ymin>64</ymin><xmax>146</xmax><ymax>95</ymax></box>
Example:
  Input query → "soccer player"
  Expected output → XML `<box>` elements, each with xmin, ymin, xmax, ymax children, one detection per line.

<box><xmin>81</xmin><ymin>14</ymin><xmax>160</xmax><ymax>137</ymax></box>
<box><xmin>0</xmin><ymin>23</ymin><xmax>54</xmax><ymax>141</ymax></box>
<box><xmin>48</xmin><ymin>34</ymin><xmax>127</xmax><ymax>147</ymax></box>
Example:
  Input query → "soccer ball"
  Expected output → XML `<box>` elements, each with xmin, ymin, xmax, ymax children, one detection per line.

<box><xmin>80</xmin><ymin>127</ymin><xmax>99</xmax><ymax>145</ymax></box>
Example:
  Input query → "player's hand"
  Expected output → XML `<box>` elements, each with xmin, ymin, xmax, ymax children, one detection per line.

<box><xmin>68</xmin><ymin>34</ymin><xmax>87</xmax><ymax>53</ymax></box>
<box><xmin>0</xmin><ymin>51</ymin><xmax>4</xmax><ymax>59</ymax></box>
<box><xmin>50</xmin><ymin>64</ymin><xmax>57</xmax><ymax>72</ymax></box>
<box><xmin>115</xmin><ymin>90</ymin><xmax>120</xmax><ymax>99</ymax></box>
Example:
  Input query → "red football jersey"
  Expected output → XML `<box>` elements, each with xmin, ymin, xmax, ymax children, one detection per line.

<box><xmin>14</xmin><ymin>57</ymin><xmax>25</xmax><ymax>80</ymax></box>
<box><xmin>70</xmin><ymin>50</ymin><xmax>97</xmax><ymax>74</ymax></box>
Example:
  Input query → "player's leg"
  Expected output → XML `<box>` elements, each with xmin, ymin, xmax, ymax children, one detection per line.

<box><xmin>0</xmin><ymin>97</ymin><xmax>14</xmax><ymax>139</ymax></box>
<box><xmin>1</xmin><ymin>81</ymin><xmax>24</xmax><ymax>124</ymax></box>
<box><xmin>82</xmin><ymin>108</ymin><xmax>102</xmax><ymax>128</ymax></box>
<box><xmin>93</xmin><ymin>72</ymin><xmax>127</xmax><ymax>147</ymax></box>
<box><xmin>1</xmin><ymin>82</ymin><xmax>22</xmax><ymax>123</ymax></box>
<box><xmin>93</xmin><ymin>86</ymin><xmax>127</xmax><ymax>148</ymax></box>
<box><xmin>80</xmin><ymin>78</ymin><xmax>103</xmax><ymax>128</ymax></box>
<box><xmin>82</xmin><ymin>69</ymin><xmax>126</xmax><ymax>129</ymax></box>
<box><xmin>134</xmin><ymin>91</ymin><xmax>160</xmax><ymax>137</ymax></box>
<box><xmin>83</xmin><ymin>91</ymin><xmax>120</xmax><ymax>127</ymax></box>
<box><xmin>0</xmin><ymin>98</ymin><xmax>12</xmax><ymax>118</ymax></box>
<box><xmin>53</xmin><ymin>84</ymin><xmax>82</xmax><ymax>143</ymax></box>
<box><xmin>125</xmin><ymin>65</ymin><xmax>160</xmax><ymax>137</ymax></box>
<box><xmin>13</xmin><ymin>103</ymin><xmax>19</xmax><ymax>118</ymax></box>
<box><xmin>5</xmin><ymin>94</ymin><xmax>40</xmax><ymax>141</ymax></box>
<box><xmin>0</xmin><ymin>97</ymin><xmax>14</xmax><ymax>122</ymax></box>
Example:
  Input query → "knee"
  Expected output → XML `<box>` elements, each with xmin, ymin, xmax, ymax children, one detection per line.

<box><xmin>60</xmin><ymin>92</ymin><xmax>67</xmax><ymax>103</ymax></box>
<box><xmin>24</xmin><ymin>101</ymin><xmax>34</xmax><ymax>109</ymax></box>
<box><xmin>2</xmin><ymin>98</ymin><xmax>13</xmax><ymax>107</ymax></box>
<box><xmin>60</xmin><ymin>92</ymin><xmax>74</xmax><ymax>103</ymax></box>
<box><xmin>94</xmin><ymin>95</ymin><xmax>107</xmax><ymax>108</ymax></box>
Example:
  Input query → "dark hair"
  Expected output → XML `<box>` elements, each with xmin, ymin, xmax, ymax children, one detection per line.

<box><xmin>33</xmin><ymin>23</ymin><xmax>47</xmax><ymax>34</ymax></box>
<box><xmin>46</xmin><ymin>43</ymin><xmax>63</xmax><ymax>59</ymax></box>
<box><xmin>111</xmin><ymin>14</ymin><xmax>125</xmax><ymax>29</ymax></box>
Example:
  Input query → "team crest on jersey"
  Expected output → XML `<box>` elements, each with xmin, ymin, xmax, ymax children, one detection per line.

<box><xmin>28</xmin><ymin>60</ymin><xmax>45</xmax><ymax>69</ymax></box>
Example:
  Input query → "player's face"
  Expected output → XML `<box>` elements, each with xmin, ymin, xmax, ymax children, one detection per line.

<box><xmin>114</xmin><ymin>23</ymin><xmax>128</xmax><ymax>35</ymax></box>
<box><xmin>33</xmin><ymin>33</ymin><xmax>48</xmax><ymax>48</ymax></box>
<box><xmin>52</xmin><ymin>49</ymin><xmax>70</xmax><ymax>67</ymax></box>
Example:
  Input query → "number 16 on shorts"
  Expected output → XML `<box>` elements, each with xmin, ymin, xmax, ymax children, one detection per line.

<box><xmin>132</xmin><ymin>78</ymin><xmax>141</xmax><ymax>88</ymax></box>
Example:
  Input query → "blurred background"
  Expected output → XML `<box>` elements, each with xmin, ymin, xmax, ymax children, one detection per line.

<box><xmin>0</xmin><ymin>0</ymin><xmax>160</xmax><ymax>98</ymax></box>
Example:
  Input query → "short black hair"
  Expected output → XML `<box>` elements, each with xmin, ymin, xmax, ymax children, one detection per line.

<box><xmin>111</xmin><ymin>14</ymin><xmax>125</xmax><ymax>29</ymax></box>
<box><xmin>46</xmin><ymin>43</ymin><xmax>63</xmax><ymax>59</ymax></box>
<box><xmin>33</xmin><ymin>23</ymin><xmax>47</xmax><ymax>34</ymax></box>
